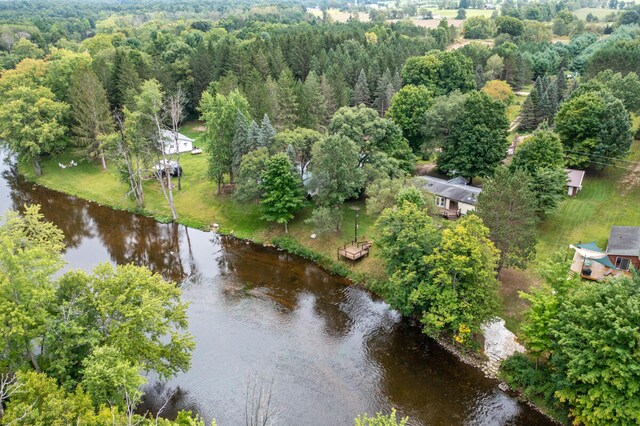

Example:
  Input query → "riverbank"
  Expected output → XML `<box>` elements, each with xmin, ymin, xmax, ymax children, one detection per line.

<box><xmin>20</xmin><ymin>152</ymin><xmax>569</xmax><ymax>424</ymax></box>
<box><xmin>22</xmin><ymin>149</ymin><xmax>386</xmax><ymax>282</ymax></box>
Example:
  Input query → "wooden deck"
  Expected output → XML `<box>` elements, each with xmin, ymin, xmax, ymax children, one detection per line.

<box><xmin>439</xmin><ymin>208</ymin><xmax>461</xmax><ymax>220</ymax></box>
<box><xmin>338</xmin><ymin>240</ymin><xmax>372</xmax><ymax>261</ymax></box>
<box><xmin>569</xmin><ymin>251</ymin><xmax>631</xmax><ymax>281</ymax></box>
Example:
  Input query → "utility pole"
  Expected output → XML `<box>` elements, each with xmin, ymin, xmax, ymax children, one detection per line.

<box><xmin>352</xmin><ymin>206</ymin><xmax>360</xmax><ymax>243</ymax></box>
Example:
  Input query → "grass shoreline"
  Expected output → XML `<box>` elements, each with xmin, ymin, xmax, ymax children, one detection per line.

<box><xmin>22</xmin><ymin>155</ymin><xmax>572</xmax><ymax>424</ymax></box>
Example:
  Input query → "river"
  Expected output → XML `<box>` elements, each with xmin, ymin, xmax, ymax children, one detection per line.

<box><xmin>0</xmin><ymin>156</ymin><xmax>553</xmax><ymax>426</ymax></box>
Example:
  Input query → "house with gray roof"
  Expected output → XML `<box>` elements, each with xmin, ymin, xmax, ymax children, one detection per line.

<box><xmin>606</xmin><ymin>226</ymin><xmax>640</xmax><ymax>271</ymax></box>
<box><xmin>415</xmin><ymin>176</ymin><xmax>482</xmax><ymax>219</ymax></box>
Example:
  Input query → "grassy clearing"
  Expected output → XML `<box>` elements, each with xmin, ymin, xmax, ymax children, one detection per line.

<box><xmin>536</xmin><ymin>140</ymin><xmax>640</xmax><ymax>260</ymax></box>
<box><xmin>573</xmin><ymin>7</ymin><xmax>615</xmax><ymax>20</ymax></box>
<box><xmin>506</xmin><ymin>89</ymin><xmax>529</xmax><ymax>123</ymax></box>
<box><xmin>24</xmin><ymin>124</ymin><xmax>385</xmax><ymax>279</ymax></box>
<box><xmin>178</xmin><ymin>120</ymin><xmax>206</xmax><ymax>139</ymax></box>
<box><xmin>307</xmin><ymin>8</ymin><xmax>370</xmax><ymax>22</ymax></box>
<box><xmin>433</xmin><ymin>8</ymin><xmax>495</xmax><ymax>18</ymax></box>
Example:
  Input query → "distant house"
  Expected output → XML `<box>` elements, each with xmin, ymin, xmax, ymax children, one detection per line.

<box><xmin>415</xmin><ymin>176</ymin><xmax>481</xmax><ymax>219</ymax></box>
<box><xmin>606</xmin><ymin>226</ymin><xmax>640</xmax><ymax>271</ymax></box>
<box><xmin>566</xmin><ymin>169</ymin><xmax>585</xmax><ymax>196</ymax></box>
<box><xmin>160</xmin><ymin>130</ymin><xmax>194</xmax><ymax>155</ymax></box>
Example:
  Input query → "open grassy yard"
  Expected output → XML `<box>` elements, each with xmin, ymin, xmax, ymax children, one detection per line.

<box><xmin>537</xmin><ymin>140</ymin><xmax>640</xmax><ymax>260</ymax></box>
<box><xmin>24</xmin><ymin>126</ymin><xmax>386</xmax><ymax>279</ymax></box>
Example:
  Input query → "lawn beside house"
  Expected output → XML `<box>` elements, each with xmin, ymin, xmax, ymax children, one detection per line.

<box><xmin>536</xmin><ymin>140</ymin><xmax>640</xmax><ymax>260</ymax></box>
<box><xmin>22</xmin><ymin>144</ymin><xmax>385</xmax><ymax>279</ymax></box>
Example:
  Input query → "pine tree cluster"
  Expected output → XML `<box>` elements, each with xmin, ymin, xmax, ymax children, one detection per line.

<box><xmin>231</xmin><ymin>112</ymin><xmax>277</xmax><ymax>176</ymax></box>
<box><xmin>519</xmin><ymin>69</ymin><xmax>568</xmax><ymax>131</ymax></box>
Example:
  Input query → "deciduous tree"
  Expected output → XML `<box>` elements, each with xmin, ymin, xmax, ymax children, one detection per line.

<box><xmin>401</xmin><ymin>50</ymin><xmax>475</xmax><ymax>96</ymax></box>
<box><xmin>549</xmin><ymin>275</ymin><xmax>640</xmax><ymax>425</ymax></box>
<box><xmin>309</xmin><ymin>134</ymin><xmax>364</xmax><ymax>207</ymax></box>
<box><xmin>259</xmin><ymin>153</ymin><xmax>305</xmax><ymax>233</ymax></box>
<box><xmin>510</xmin><ymin>128</ymin><xmax>567</xmax><ymax>214</ymax></box>
<box><xmin>437</xmin><ymin>91</ymin><xmax>509</xmax><ymax>182</ymax></box>
<box><xmin>411</xmin><ymin>215</ymin><xmax>500</xmax><ymax>341</ymax></box>
<box><xmin>387</xmin><ymin>85</ymin><xmax>434</xmax><ymax>151</ymax></box>
<box><xmin>0</xmin><ymin>85</ymin><xmax>68</xmax><ymax>176</ymax></box>
<box><xmin>0</xmin><ymin>206</ymin><xmax>64</xmax><ymax>372</ymax></box>
<box><xmin>198</xmin><ymin>89</ymin><xmax>250</xmax><ymax>192</ymax></box>
<box><xmin>555</xmin><ymin>90</ymin><xmax>632</xmax><ymax>169</ymax></box>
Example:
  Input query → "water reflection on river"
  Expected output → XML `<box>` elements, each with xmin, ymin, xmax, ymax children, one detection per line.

<box><xmin>0</xmin><ymin>156</ymin><xmax>553</xmax><ymax>425</ymax></box>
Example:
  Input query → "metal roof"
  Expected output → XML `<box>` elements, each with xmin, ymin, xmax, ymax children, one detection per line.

<box><xmin>607</xmin><ymin>226</ymin><xmax>640</xmax><ymax>256</ymax></box>
<box><xmin>566</xmin><ymin>168</ymin><xmax>585</xmax><ymax>188</ymax></box>
<box><xmin>415</xmin><ymin>176</ymin><xmax>482</xmax><ymax>206</ymax></box>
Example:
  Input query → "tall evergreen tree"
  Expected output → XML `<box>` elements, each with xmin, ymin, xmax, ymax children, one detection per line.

<box><xmin>320</xmin><ymin>74</ymin><xmax>337</xmax><ymax>121</ymax></box>
<box><xmin>258</xmin><ymin>114</ymin><xmax>276</xmax><ymax>150</ymax></box>
<box><xmin>110</xmin><ymin>49</ymin><xmax>140</xmax><ymax>110</ymax></box>
<box><xmin>274</xmin><ymin>68</ymin><xmax>299</xmax><ymax>130</ymax></box>
<box><xmin>231</xmin><ymin>111</ymin><xmax>250</xmax><ymax>177</ymax></box>
<box><xmin>352</xmin><ymin>68</ymin><xmax>371</xmax><ymax>106</ymax></box>
<box><xmin>511</xmin><ymin>54</ymin><xmax>528</xmax><ymax>91</ymax></box>
<box><xmin>519</xmin><ymin>96</ymin><xmax>537</xmax><ymax>131</ymax></box>
<box><xmin>556</xmin><ymin>68</ymin><xmax>567</xmax><ymax>101</ymax></box>
<box><xmin>297</xmin><ymin>71</ymin><xmax>327</xmax><ymax>131</ymax></box>
<box><xmin>69</xmin><ymin>68</ymin><xmax>112</xmax><ymax>169</ymax></box>
<box><xmin>474</xmin><ymin>65</ymin><xmax>486</xmax><ymax>90</ymax></box>
<box><xmin>477</xmin><ymin>167</ymin><xmax>539</xmax><ymax>271</ymax></box>
<box><xmin>248</xmin><ymin>120</ymin><xmax>261</xmax><ymax>150</ymax></box>
<box><xmin>373</xmin><ymin>69</ymin><xmax>395</xmax><ymax>116</ymax></box>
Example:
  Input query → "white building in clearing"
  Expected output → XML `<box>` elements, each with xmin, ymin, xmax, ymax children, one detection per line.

<box><xmin>160</xmin><ymin>130</ymin><xmax>194</xmax><ymax>155</ymax></box>
<box><xmin>415</xmin><ymin>176</ymin><xmax>482</xmax><ymax>219</ymax></box>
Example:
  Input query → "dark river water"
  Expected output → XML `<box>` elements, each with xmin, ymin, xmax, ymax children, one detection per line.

<box><xmin>0</xmin><ymin>156</ymin><xmax>553</xmax><ymax>426</ymax></box>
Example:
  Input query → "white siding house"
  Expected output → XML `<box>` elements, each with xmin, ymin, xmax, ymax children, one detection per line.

<box><xmin>415</xmin><ymin>176</ymin><xmax>482</xmax><ymax>219</ymax></box>
<box><xmin>160</xmin><ymin>130</ymin><xmax>194</xmax><ymax>155</ymax></box>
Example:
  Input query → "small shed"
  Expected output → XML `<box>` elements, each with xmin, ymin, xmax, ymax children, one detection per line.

<box><xmin>161</xmin><ymin>130</ymin><xmax>194</xmax><ymax>155</ymax></box>
<box><xmin>566</xmin><ymin>169</ymin><xmax>585</xmax><ymax>196</ymax></box>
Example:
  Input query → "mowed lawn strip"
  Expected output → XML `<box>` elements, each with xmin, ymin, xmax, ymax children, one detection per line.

<box><xmin>537</xmin><ymin>140</ymin><xmax>640</xmax><ymax>260</ymax></box>
<box><xmin>24</xmin><ymin>142</ymin><xmax>384</xmax><ymax>278</ymax></box>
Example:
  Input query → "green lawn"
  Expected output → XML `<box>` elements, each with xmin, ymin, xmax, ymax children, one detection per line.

<box><xmin>506</xmin><ymin>88</ymin><xmax>529</xmax><ymax>123</ymax></box>
<box><xmin>537</xmin><ymin>140</ymin><xmax>640</xmax><ymax>260</ymax></box>
<box><xmin>24</xmin><ymin>122</ymin><xmax>386</xmax><ymax>279</ymax></box>
<box><xmin>178</xmin><ymin>121</ymin><xmax>205</xmax><ymax>139</ymax></box>
<box><xmin>573</xmin><ymin>7</ymin><xmax>615</xmax><ymax>20</ymax></box>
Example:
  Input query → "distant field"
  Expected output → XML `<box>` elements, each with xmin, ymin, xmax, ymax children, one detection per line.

<box><xmin>307</xmin><ymin>6</ymin><xmax>493</xmax><ymax>23</ymax></box>
<box><xmin>573</xmin><ymin>7</ymin><xmax>615</xmax><ymax>20</ymax></box>
<box><xmin>388</xmin><ymin>18</ymin><xmax>465</xmax><ymax>28</ymax></box>
<box><xmin>432</xmin><ymin>8</ymin><xmax>495</xmax><ymax>18</ymax></box>
<box><xmin>307</xmin><ymin>7</ymin><xmax>370</xmax><ymax>22</ymax></box>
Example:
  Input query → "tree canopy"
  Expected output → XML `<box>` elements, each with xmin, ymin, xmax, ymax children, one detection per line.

<box><xmin>555</xmin><ymin>90</ymin><xmax>633</xmax><ymax>169</ymax></box>
<box><xmin>437</xmin><ymin>90</ymin><xmax>509</xmax><ymax>181</ymax></box>
<box><xmin>401</xmin><ymin>50</ymin><xmax>475</xmax><ymax>96</ymax></box>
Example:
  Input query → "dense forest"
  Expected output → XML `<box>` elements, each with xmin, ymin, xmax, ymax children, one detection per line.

<box><xmin>0</xmin><ymin>0</ymin><xmax>639</xmax><ymax>424</ymax></box>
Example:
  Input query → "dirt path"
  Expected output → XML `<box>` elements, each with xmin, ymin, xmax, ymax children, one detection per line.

<box><xmin>619</xmin><ymin>160</ymin><xmax>640</xmax><ymax>194</ymax></box>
